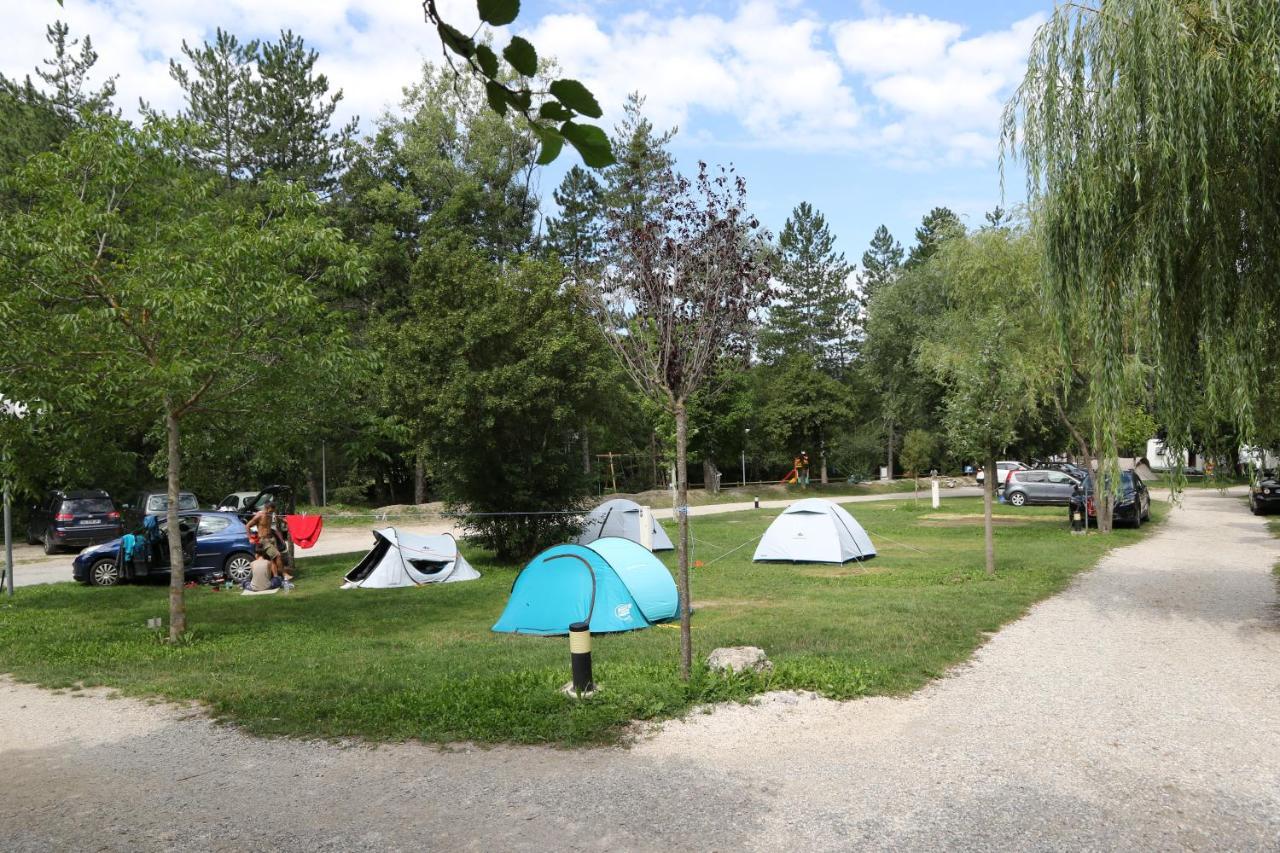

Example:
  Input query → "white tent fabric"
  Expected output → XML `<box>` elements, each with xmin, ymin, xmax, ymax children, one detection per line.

<box><xmin>752</xmin><ymin>498</ymin><xmax>876</xmax><ymax>564</ymax></box>
<box><xmin>574</xmin><ymin>498</ymin><xmax>674</xmax><ymax>551</ymax></box>
<box><xmin>342</xmin><ymin>528</ymin><xmax>480</xmax><ymax>589</ymax></box>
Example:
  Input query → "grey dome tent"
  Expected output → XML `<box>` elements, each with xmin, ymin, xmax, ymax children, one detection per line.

<box><xmin>342</xmin><ymin>529</ymin><xmax>479</xmax><ymax>588</ymax></box>
<box><xmin>752</xmin><ymin>498</ymin><xmax>876</xmax><ymax>564</ymax></box>
<box><xmin>574</xmin><ymin>498</ymin><xmax>674</xmax><ymax>551</ymax></box>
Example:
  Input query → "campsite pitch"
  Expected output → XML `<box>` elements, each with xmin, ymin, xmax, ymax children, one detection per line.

<box><xmin>0</xmin><ymin>498</ymin><xmax>1162</xmax><ymax>745</ymax></box>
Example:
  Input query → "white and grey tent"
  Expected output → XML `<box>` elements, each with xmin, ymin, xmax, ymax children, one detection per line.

<box><xmin>574</xmin><ymin>498</ymin><xmax>674</xmax><ymax>551</ymax></box>
<box><xmin>342</xmin><ymin>529</ymin><xmax>480</xmax><ymax>589</ymax></box>
<box><xmin>752</xmin><ymin>498</ymin><xmax>876</xmax><ymax>564</ymax></box>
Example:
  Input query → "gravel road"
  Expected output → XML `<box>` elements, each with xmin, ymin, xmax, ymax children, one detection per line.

<box><xmin>4</xmin><ymin>487</ymin><xmax>982</xmax><ymax>588</ymax></box>
<box><xmin>4</xmin><ymin>488</ymin><xmax>1276</xmax><ymax>851</ymax></box>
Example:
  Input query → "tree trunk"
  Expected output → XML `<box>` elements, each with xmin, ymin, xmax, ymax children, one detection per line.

<box><xmin>1097</xmin><ymin>459</ymin><xmax>1114</xmax><ymax>534</ymax></box>
<box><xmin>819</xmin><ymin>433</ymin><xmax>829</xmax><ymax>484</ymax></box>
<box><xmin>983</xmin><ymin>449</ymin><xmax>996</xmax><ymax>576</ymax></box>
<box><xmin>886</xmin><ymin>420</ymin><xmax>895</xmax><ymax>480</ymax></box>
<box><xmin>650</xmin><ymin>430</ymin><xmax>659</xmax><ymax>489</ymax></box>
<box><xmin>165</xmin><ymin>404</ymin><xmax>187</xmax><ymax>641</ymax></box>
<box><xmin>675</xmin><ymin>399</ymin><xmax>693</xmax><ymax>680</ymax></box>
<box><xmin>703</xmin><ymin>457</ymin><xmax>720</xmax><ymax>495</ymax></box>
<box><xmin>306</xmin><ymin>470</ymin><xmax>321</xmax><ymax>507</ymax></box>
<box><xmin>414</xmin><ymin>455</ymin><xmax>427</xmax><ymax>505</ymax></box>
<box><xmin>581</xmin><ymin>427</ymin><xmax>591</xmax><ymax>476</ymax></box>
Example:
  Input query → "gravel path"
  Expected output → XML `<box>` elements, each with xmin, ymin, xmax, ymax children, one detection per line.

<box><xmin>5</xmin><ymin>487</ymin><xmax>982</xmax><ymax>587</ymax></box>
<box><xmin>3</xmin><ymin>489</ymin><xmax>1277</xmax><ymax>851</ymax></box>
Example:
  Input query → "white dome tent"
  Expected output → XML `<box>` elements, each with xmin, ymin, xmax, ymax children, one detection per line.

<box><xmin>342</xmin><ymin>529</ymin><xmax>480</xmax><ymax>589</ymax></box>
<box><xmin>574</xmin><ymin>498</ymin><xmax>674</xmax><ymax>551</ymax></box>
<box><xmin>752</xmin><ymin>498</ymin><xmax>876</xmax><ymax>564</ymax></box>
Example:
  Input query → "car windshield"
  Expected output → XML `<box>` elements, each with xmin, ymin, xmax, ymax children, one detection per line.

<box><xmin>146</xmin><ymin>494</ymin><xmax>199</xmax><ymax>512</ymax></box>
<box><xmin>62</xmin><ymin>498</ymin><xmax>113</xmax><ymax>514</ymax></box>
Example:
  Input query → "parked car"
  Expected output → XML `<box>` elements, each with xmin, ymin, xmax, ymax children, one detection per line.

<box><xmin>1069</xmin><ymin>470</ymin><xmax>1151</xmax><ymax>527</ymax></box>
<box><xmin>976</xmin><ymin>461</ymin><xmax>1025</xmax><ymax>489</ymax></box>
<box><xmin>1004</xmin><ymin>468</ymin><xmax>1081</xmax><ymax>506</ymax></box>
<box><xmin>1028</xmin><ymin>460</ymin><xmax>1089</xmax><ymax>480</ymax></box>
<box><xmin>1250</xmin><ymin>469</ymin><xmax>1279</xmax><ymax>515</ymax></box>
<box><xmin>123</xmin><ymin>489</ymin><xmax>200</xmax><ymax>529</ymax></box>
<box><xmin>26</xmin><ymin>489</ymin><xmax>123</xmax><ymax>554</ymax></box>
<box><xmin>215</xmin><ymin>491</ymin><xmax>260</xmax><ymax>513</ymax></box>
<box><xmin>72</xmin><ymin>510</ymin><xmax>254</xmax><ymax>587</ymax></box>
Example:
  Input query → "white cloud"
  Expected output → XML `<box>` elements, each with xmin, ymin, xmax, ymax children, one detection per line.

<box><xmin>1</xmin><ymin>1</ymin><xmax>1043</xmax><ymax>169</ymax></box>
<box><xmin>526</xmin><ymin>0</ymin><xmax>859</xmax><ymax>145</ymax></box>
<box><xmin>833</xmin><ymin>11</ymin><xmax>1046</xmax><ymax>166</ymax></box>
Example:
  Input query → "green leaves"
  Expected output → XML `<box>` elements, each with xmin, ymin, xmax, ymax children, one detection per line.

<box><xmin>426</xmin><ymin>4</ymin><xmax>614</xmax><ymax>168</ymax></box>
<box><xmin>548</xmin><ymin>79</ymin><xmax>602</xmax><ymax>118</ymax></box>
<box><xmin>503</xmin><ymin>37</ymin><xmax>537</xmax><ymax>76</ymax></box>
<box><xmin>474</xmin><ymin>43</ymin><xmax>500</xmax><ymax>78</ymax></box>
<box><xmin>477</xmin><ymin>0</ymin><xmax>520</xmax><ymax>27</ymax></box>
<box><xmin>437</xmin><ymin>23</ymin><xmax>474</xmax><ymax>59</ymax></box>
<box><xmin>559</xmin><ymin>121</ymin><xmax>612</xmax><ymax>167</ymax></box>
<box><xmin>531</xmin><ymin>124</ymin><xmax>563</xmax><ymax>165</ymax></box>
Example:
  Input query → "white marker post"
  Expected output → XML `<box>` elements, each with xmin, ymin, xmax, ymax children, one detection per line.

<box><xmin>931</xmin><ymin>475</ymin><xmax>941</xmax><ymax>509</ymax></box>
<box><xmin>638</xmin><ymin>505</ymin><xmax>654</xmax><ymax>552</ymax></box>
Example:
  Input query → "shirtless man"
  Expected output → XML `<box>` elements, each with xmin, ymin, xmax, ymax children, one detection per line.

<box><xmin>245</xmin><ymin>501</ymin><xmax>290</xmax><ymax>580</ymax></box>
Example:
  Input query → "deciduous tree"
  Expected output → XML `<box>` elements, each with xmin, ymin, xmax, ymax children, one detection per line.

<box><xmin>590</xmin><ymin>162</ymin><xmax>773</xmax><ymax>679</ymax></box>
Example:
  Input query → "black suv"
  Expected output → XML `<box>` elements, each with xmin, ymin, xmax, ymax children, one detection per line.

<box><xmin>123</xmin><ymin>489</ymin><xmax>200</xmax><ymax>530</ymax></box>
<box><xmin>27</xmin><ymin>489</ymin><xmax>123</xmax><ymax>554</ymax></box>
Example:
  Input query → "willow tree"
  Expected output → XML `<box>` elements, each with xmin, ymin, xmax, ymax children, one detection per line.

<box><xmin>1003</xmin><ymin>1</ymin><xmax>1280</xmax><ymax>476</ymax></box>
<box><xmin>590</xmin><ymin>163</ymin><xmax>773</xmax><ymax>679</ymax></box>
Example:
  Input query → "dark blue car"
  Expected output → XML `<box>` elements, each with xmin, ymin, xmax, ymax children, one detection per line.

<box><xmin>73</xmin><ymin>511</ymin><xmax>254</xmax><ymax>587</ymax></box>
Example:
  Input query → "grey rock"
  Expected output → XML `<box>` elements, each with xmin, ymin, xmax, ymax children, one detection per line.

<box><xmin>706</xmin><ymin>646</ymin><xmax>773</xmax><ymax>673</ymax></box>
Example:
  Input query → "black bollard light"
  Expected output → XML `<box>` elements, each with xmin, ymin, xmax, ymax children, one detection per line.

<box><xmin>569</xmin><ymin>621</ymin><xmax>594</xmax><ymax>695</ymax></box>
<box><xmin>753</xmin><ymin>496</ymin><xmax>760</xmax><ymax>509</ymax></box>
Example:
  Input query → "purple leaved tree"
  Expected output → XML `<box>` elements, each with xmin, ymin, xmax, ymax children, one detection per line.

<box><xmin>587</xmin><ymin>162</ymin><xmax>774</xmax><ymax>679</ymax></box>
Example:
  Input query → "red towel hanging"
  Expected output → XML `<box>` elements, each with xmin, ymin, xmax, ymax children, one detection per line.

<box><xmin>286</xmin><ymin>515</ymin><xmax>324</xmax><ymax>549</ymax></box>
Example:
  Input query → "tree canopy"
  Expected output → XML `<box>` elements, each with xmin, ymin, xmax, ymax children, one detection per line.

<box><xmin>1004</xmin><ymin>0</ymin><xmax>1280</xmax><ymax>467</ymax></box>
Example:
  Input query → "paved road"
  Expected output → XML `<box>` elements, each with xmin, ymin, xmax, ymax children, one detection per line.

<box><xmin>4</xmin><ymin>487</ymin><xmax>983</xmax><ymax>588</ymax></box>
<box><xmin>3</xmin><ymin>489</ymin><xmax>1277</xmax><ymax>850</ymax></box>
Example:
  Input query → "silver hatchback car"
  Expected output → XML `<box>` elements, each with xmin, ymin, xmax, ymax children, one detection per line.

<box><xmin>1004</xmin><ymin>468</ymin><xmax>1080</xmax><ymax>506</ymax></box>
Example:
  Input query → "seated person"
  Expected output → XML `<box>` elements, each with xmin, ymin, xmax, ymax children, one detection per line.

<box><xmin>244</xmin><ymin>544</ymin><xmax>281</xmax><ymax>593</ymax></box>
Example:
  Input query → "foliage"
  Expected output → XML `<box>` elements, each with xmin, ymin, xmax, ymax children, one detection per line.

<box><xmin>421</xmin><ymin>0</ymin><xmax>615</xmax><ymax>167</ymax></box>
<box><xmin>590</xmin><ymin>160</ymin><xmax>774</xmax><ymax>678</ymax></box>
<box><xmin>1004</xmin><ymin>0</ymin><xmax>1280</xmax><ymax>472</ymax></box>
<box><xmin>0</xmin><ymin>499</ymin><xmax>1162</xmax><ymax>745</ymax></box>
<box><xmin>899</xmin><ymin>429</ymin><xmax>941</xmax><ymax>477</ymax></box>
<box><xmin>760</xmin><ymin>202</ymin><xmax>857</xmax><ymax>373</ymax></box>
<box><xmin>168</xmin><ymin>29</ymin><xmax>355</xmax><ymax>192</ymax></box>
<box><xmin>0</xmin><ymin>115</ymin><xmax>359</xmax><ymax>635</ymax></box>
<box><xmin>544</xmin><ymin>165</ymin><xmax>603</xmax><ymax>278</ymax></box>
<box><xmin>905</xmin><ymin>206</ymin><xmax>961</xmax><ymax>268</ymax></box>
<box><xmin>384</xmin><ymin>240</ymin><xmax>604</xmax><ymax>560</ymax></box>
<box><xmin>858</xmin><ymin>224</ymin><xmax>903</xmax><ymax>306</ymax></box>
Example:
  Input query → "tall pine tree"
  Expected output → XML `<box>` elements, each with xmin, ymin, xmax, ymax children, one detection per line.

<box><xmin>169</xmin><ymin>28</ymin><xmax>259</xmax><ymax>185</ymax></box>
<box><xmin>545</xmin><ymin>165</ymin><xmax>604</xmax><ymax>280</ymax></box>
<box><xmin>604</xmin><ymin>92</ymin><xmax>677</xmax><ymax>228</ymax></box>
<box><xmin>905</xmin><ymin>206</ymin><xmax>961</xmax><ymax>268</ymax></box>
<box><xmin>248</xmin><ymin>30</ymin><xmax>356</xmax><ymax>192</ymax></box>
<box><xmin>858</xmin><ymin>224</ymin><xmax>903</xmax><ymax>306</ymax></box>
<box><xmin>760</xmin><ymin>202</ymin><xmax>855</xmax><ymax>372</ymax></box>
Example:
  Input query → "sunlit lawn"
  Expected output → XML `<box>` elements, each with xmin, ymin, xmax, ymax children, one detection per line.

<box><xmin>0</xmin><ymin>497</ymin><xmax>1161</xmax><ymax>745</ymax></box>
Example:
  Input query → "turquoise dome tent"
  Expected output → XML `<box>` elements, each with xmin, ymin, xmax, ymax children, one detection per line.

<box><xmin>492</xmin><ymin>538</ymin><xmax>679</xmax><ymax>635</ymax></box>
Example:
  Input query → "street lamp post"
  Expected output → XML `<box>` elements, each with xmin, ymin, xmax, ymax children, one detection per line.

<box><xmin>1</xmin><ymin>395</ymin><xmax>28</xmax><ymax>597</ymax></box>
<box><xmin>742</xmin><ymin>428</ymin><xmax>750</xmax><ymax>487</ymax></box>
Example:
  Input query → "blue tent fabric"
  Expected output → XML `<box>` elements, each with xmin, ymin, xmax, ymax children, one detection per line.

<box><xmin>492</xmin><ymin>538</ymin><xmax>679</xmax><ymax>635</ymax></box>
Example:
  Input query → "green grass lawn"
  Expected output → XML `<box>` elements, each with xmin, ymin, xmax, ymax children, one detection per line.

<box><xmin>0</xmin><ymin>497</ymin><xmax>1161</xmax><ymax>746</ymax></box>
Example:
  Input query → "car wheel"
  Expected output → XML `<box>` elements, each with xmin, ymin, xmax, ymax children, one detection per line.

<box><xmin>1008</xmin><ymin>491</ymin><xmax>1027</xmax><ymax>507</ymax></box>
<box><xmin>42</xmin><ymin>532</ymin><xmax>60</xmax><ymax>555</ymax></box>
<box><xmin>88</xmin><ymin>558</ymin><xmax>122</xmax><ymax>587</ymax></box>
<box><xmin>1251</xmin><ymin>497</ymin><xmax>1263</xmax><ymax>515</ymax></box>
<box><xmin>224</xmin><ymin>552</ymin><xmax>253</xmax><ymax>585</ymax></box>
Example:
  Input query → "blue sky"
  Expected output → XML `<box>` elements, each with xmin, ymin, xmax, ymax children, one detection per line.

<box><xmin>5</xmin><ymin>0</ymin><xmax>1056</xmax><ymax>263</ymax></box>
